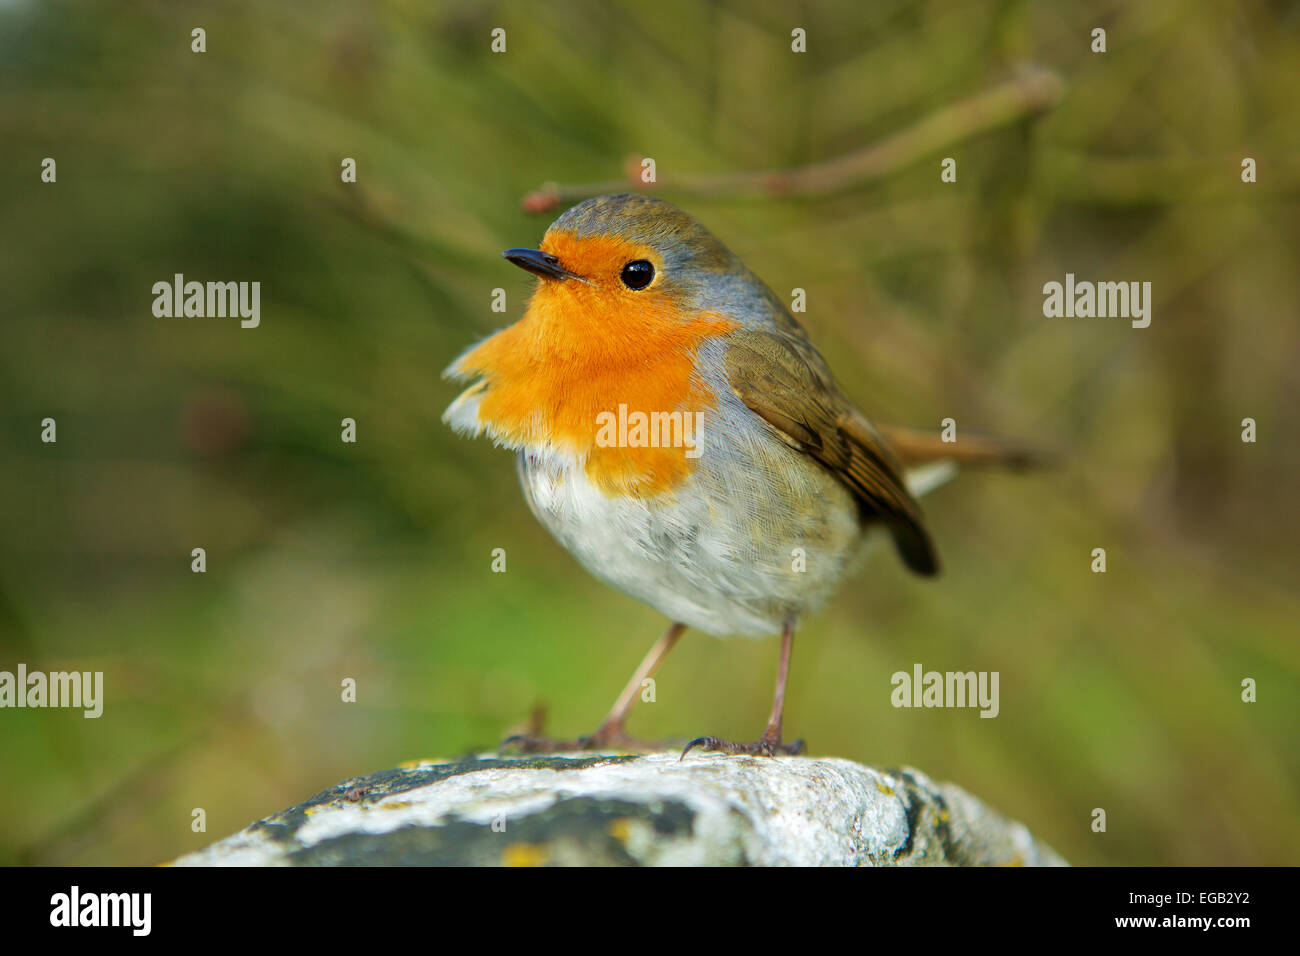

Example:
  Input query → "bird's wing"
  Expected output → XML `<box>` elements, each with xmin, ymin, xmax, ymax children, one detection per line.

<box><xmin>722</xmin><ymin>328</ymin><xmax>940</xmax><ymax>576</ymax></box>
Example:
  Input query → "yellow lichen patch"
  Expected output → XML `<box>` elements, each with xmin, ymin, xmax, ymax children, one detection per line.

<box><xmin>398</xmin><ymin>758</ymin><xmax>439</xmax><ymax>769</ymax></box>
<box><xmin>876</xmin><ymin>781</ymin><xmax>895</xmax><ymax>796</ymax></box>
<box><xmin>608</xmin><ymin>818</ymin><xmax>633</xmax><ymax>843</ymax></box>
<box><xmin>938</xmin><ymin>809</ymin><xmax>951</xmax><ymax>823</ymax></box>
<box><xmin>997</xmin><ymin>855</ymin><xmax>1025</xmax><ymax>867</ymax></box>
<box><xmin>502</xmin><ymin>842</ymin><xmax>549</xmax><ymax>867</ymax></box>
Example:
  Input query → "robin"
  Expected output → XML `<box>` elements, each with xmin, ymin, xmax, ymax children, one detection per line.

<box><xmin>444</xmin><ymin>193</ymin><xmax>1034</xmax><ymax>758</ymax></box>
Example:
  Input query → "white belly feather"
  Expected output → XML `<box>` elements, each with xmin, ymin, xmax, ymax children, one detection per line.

<box><xmin>517</xmin><ymin>386</ymin><xmax>867</xmax><ymax>637</ymax></box>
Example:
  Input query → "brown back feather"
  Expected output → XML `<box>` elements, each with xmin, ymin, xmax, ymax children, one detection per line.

<box><xmin>724</xmin><ymin>330</ymin><xmax>940</xmax><ymax>577</ymax></box>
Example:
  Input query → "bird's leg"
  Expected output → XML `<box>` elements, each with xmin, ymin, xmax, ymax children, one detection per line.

<box><xmin>500</xmin><ymin>622</ymin><xmax>686</xmax><ymax>754</ymax></box>
<box><xmin>580</xmin><ymin>621</ymin><xmax>685</xmax><ymax>748</ymax></box>
<box><xmin>680</xmin><ymin>619</ymin><xmax>805</xmax><ymax>759</ymax></box>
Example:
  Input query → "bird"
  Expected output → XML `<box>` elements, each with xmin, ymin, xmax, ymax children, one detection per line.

<box><xmin>444</xmin><ymin>193</ymin><xmax>1035</xmax><ymax>758</ymax></box>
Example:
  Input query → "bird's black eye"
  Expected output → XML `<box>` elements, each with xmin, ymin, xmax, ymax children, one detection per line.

<box><xmin>620</xmin><ymin>259</ymin><xmax>655</xmax><ymax>290</ymax></box>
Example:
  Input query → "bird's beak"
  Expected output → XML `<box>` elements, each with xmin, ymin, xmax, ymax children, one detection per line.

<box><xmin>503</xmin><ymin>248</ymin><xmax>584</xmax><ymax>281</ymax></box>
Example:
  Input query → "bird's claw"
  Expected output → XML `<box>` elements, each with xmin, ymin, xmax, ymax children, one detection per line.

<box><xmin>498</xmin><ymin>733</ymin><xmax>578</xmax><ymax>755</ymax></box>
<box><xmin>499</xmin><ymin>729</ymin><xmax>667</xmax><ymax>755</ymax></box>
<box><xmin>679</xmin><ymin>734</ymin><xmax>805</xmax><ymax>761</ymax></box>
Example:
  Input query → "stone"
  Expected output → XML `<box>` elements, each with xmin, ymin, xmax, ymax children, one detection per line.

<box><xmin>172</xmin><ymin>752</ymin><xmax>1066</xmax><ymax>867</ymax></box>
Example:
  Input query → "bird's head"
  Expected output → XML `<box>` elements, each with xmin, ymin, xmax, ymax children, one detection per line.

<box><xmin>444</xmin><ymin>195</ymin><xmax>753</xmax><ymax>491</ymax></box>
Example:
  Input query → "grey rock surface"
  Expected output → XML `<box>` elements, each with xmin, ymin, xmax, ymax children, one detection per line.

<box><xmin>173</xmin><ymin>752</ymin><xmax>1066</xmax><ymax>866</ymax></box>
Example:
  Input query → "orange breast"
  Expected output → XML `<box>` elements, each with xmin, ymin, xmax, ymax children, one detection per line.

<box><xmin>452</xmin><ymin>271</ymin><xmax>736</xmax><ymax>497</ymax></box>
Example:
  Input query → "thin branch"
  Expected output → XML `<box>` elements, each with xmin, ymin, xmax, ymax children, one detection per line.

<box><xmin>521</xmin><ymin>64</ymin><xmax>1065</xmax><ymax>213</ymax></box>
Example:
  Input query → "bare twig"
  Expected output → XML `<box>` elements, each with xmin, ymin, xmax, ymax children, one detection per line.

<box><xmin>521</xmin><ymin>65</ymin><xmax>1065</xmax><ymax>213</ymax></box>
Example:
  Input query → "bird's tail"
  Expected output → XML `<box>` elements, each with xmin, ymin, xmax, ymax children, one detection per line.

<box><xmin>879</xmin><ymin>425</ymin><xmax>1045</xmax><ymax>470</ymax></box>
<box><xmin>878</xmin><ymin>425</ymin><xmax>1047</xmax><ymax>499</ymax></box>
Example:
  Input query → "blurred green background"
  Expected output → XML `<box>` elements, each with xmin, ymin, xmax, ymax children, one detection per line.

<box><xmin>1</xmin><ymin>0</ymin><xmax>1297</xmax><ymax>866</ymax></box>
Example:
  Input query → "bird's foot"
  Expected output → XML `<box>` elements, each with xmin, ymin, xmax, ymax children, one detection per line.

<box><xmin>497</xmin><ymin>733</ymin><xmax>580</xmax><ymax>755</ymax></box>
<box><xmin>679</xmin><ymin>731</ymin><xmax>805</xmax><ymax>760</ymax></box>
<box><xmin>499</xmin><ymin>723</ymin><xmax>667</xmax><ymax>756</ymax></box>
